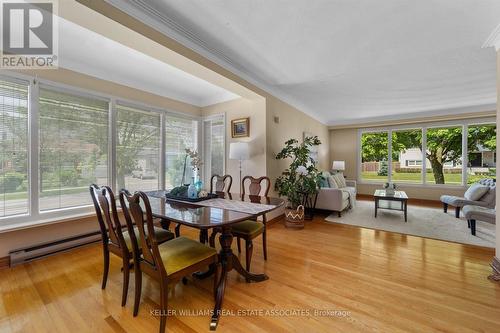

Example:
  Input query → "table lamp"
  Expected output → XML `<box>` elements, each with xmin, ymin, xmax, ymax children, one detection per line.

<box><xmin>332</xmin><ymin>160</ymin><xmax>345</xmax><ymax>174</ymax></box>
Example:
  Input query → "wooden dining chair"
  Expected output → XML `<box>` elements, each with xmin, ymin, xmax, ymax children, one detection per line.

<box><xmin>231</xmin><ymin>176</ymin><xmax>270</xmax><ymax>272</ymax></box>
<box><xmin>120</xmin><ymin>190</ymin><xmax>219</xmax><ymax>333</ymax></box>
<box><xmin>209</xmin><ymin>174</ymin><xmax>233</xmax><ymax>193</ymax></box>
<box><xmin>89</xmin><ymin>184</ymin><xmax>174</xmax><ymax>307</ymax></box>
<box><xmin>199</xmin><ymin>175</ymin><xmax>233</xmax><ymax>245</ymax></box>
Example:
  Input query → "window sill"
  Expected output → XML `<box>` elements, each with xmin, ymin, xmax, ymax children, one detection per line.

<box><xmin>356</xmin><ymin>181</ymin><xmax>467</xmax><ymax>190</ymax></box>
<box><xmin>0</xmin><ymin>209</ymin><xmax>96</xmax><ymax>234</ymax></box>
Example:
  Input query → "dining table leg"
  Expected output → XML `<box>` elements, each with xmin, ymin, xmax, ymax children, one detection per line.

<box><xmin>210</xmin><ymin>226</ymin><xmax>269</xmax><ymax>330</ymax></box>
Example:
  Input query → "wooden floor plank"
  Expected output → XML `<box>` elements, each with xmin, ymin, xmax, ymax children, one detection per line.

<box><xmin>0</xmin><ymin>208</ymin><xmax>499</xmax><ymax>332</ymax></box>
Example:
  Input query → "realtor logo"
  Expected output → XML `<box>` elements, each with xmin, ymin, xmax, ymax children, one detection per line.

<box><xmin>1</xmin><ymin>0</ymin><xmax>58</xmax><ymax>68</ymax></box>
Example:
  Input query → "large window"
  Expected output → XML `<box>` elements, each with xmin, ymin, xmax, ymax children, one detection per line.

<box><xmin>203</xmin><ymin>116</ymin><xmax>225</xmax><ymax>182</ymax></box>
<box><xmin>392</xmin><ymin>129</ymin><xmax>423</xmax><ymax>183</ymax></box>
<box><xmin>426</xmin><ymin>126</ymin><xmax>462</xmax><ymax>185</ymax></box>
<box><xmin>165</xmin><ymin>115</ymin><xmax>198</xmax><ymax>189</ymax></box>
<box><xmin>360</xmin><ymin>132</ymin><xmax>388</xmax><ymax>182</ymax></box>
<box><xmin>0</xmin><ymin>74</ymin><xmax>206</xmax><ymax>227</ymax></box>
<box><xmin>39</xmin><ymin>87</ymin><xmax>109</xmax><ymax>211</ymax></box>
<box><xmin>0</xmin><ymin>79</ymin><xmax>29</xmax><ymax>217</ymax></box>
<box><xmin>116</xmin><ymin>104</ymin><xmax>161</xmax><ymax>193</ymax></box>
<box><xmin>359</xmin><ymin>122</ymin><xmax>496</xmax><ymax>186</ymax></box>
<box><xmin>467</xmin><ymin>124</ymin><xmax>496</xmax><ymax>184</ymax></box>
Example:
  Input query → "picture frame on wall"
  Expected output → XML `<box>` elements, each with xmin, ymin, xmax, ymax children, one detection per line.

<box><xmin>231</xmin><ymin>117</ymin><xmax>250</xmax><ymax>138</ymax></box>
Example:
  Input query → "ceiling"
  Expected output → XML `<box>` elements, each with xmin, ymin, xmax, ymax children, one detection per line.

<box><xmin>107</xmin><ymin>0</ymin><xmax>500</xmax><ymax>125</ymax></box>
<box><xmin>59</xmin><ymin>17</ymin><xmax>239</xmax><ymax>107</ymax></box>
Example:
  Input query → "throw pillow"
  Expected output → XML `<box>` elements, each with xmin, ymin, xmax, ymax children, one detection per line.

<box><xmin>464</xmin><ymin>184</ymin><xmax>489</xmax><ymax>201</ymax></box>
<box><xmin>333</xmin><ymin>173</ymin><xmax>347</xmax><ymax>188</ymax></box>
<box><xmin>319</xmin><ymin>176</ymin><xmax>329</xmax><ymax>188</ymax></box>
<box><xmin>327</xmin><ymin>175</ymin><xmax>339</xmax><ymax>189</ymax></box>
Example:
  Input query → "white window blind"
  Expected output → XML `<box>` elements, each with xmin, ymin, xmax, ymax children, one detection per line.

<box><xmin>203</xmin><ymin>116</ymin><xmax>225</xmax><ymax>184</ymax></box>
<box><xmin>0</xmin><ymin>79</ymin><xmax>29</xmax><ymax>217</ymax></box>
<box><xmin>116</xmin><ymin>104</ymin><xmax>161</xmax><ymax>193</ymax></box>
<box><xmin>165</xmin><ymin>115</ymin><xmax>198</xmax><ymax>188</ymax></box>
<box><xmin>39</xmin><ymin>86</ymin><xmax>109</xmax><ymax>211</ymax></box>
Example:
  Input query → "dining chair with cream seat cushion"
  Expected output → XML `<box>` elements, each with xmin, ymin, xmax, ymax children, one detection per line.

<box><xmin>89</xmin><ymin>185</ymin><xmax>174</xmax><ymax>308</ymax></box>
<box><xmin>120</xmin><ymin>190</ymin><xmax>219</xmax><ymax>333</ymax></box>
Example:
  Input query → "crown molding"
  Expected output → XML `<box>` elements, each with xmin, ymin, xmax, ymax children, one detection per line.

<box><xmin>328</xmin><ymin>102</ymin><xmax>497</xmax><ymax>129</ymax></box>
<box><xmin>483</xmin><ymin>23</ymin><xmax>500</xmax><ymax>51</ymax></box>
<box><xmin>103</xmin><ymin>0</ymin><xmax>327</xmax><ymax>124</ymax></box>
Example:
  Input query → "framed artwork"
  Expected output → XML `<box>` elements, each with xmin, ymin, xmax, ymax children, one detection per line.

<box><xmin>231</xmin><ymin>117</ymin><xmax>250</xmax><ymax>138</ymax></box>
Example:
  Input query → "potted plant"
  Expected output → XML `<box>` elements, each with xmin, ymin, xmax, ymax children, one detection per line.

<box><xmin>274</xmin><ymin>136</ymin><xmax>321</xmax><ymax>228</ymax></box>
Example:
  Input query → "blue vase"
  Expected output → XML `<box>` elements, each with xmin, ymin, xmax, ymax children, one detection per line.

<box><xmin>188</xmin><ymin>177</ymin><xmax>198</xmax><ymax>199</ymax></box>
<box><xmin>195</xmin><ymin>180</ymin><xmax>203</xmax><ymax>192</ymax></box>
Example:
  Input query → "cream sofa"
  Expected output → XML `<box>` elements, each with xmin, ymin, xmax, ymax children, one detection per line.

<box><xmin>316</xmin><ymin>180</ymin><xmax>357</xmax><ymax>217</ymax></box>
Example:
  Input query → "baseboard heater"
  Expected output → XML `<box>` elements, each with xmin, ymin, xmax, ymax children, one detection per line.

<box><xmin>9</xmin><ymin>231</ymin><xmax>102</xmax><ymax>267</ymax></box>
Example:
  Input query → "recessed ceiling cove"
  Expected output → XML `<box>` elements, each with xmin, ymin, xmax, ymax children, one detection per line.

<box><xmin>107</xmin><ymin>0</ymin><xmax>500</xmax><ymax>125</ymax></box>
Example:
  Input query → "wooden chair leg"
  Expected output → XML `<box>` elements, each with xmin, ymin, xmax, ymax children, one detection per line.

<box><xmin>133</xmin><ymin>260</ymin><xmax>142</xmax><ymax>316</ymax></box>
<box><xmin>209</xmin><ymin>230</ymin><xmax>217</xmax><ymax>248</ymax></box>
<box><xmin>199</xmin><ymin>229</ymin><xmax>208</xmax><ymax>244</ymax></box>
<box><xmin>159</xmin><ymin>283</ymin><xmax>168</xmax><ymax>333</ymax></box>
<box><xmin>245</xmin><ymin>239</ymin><xmax>253</xmax><ymax>274</ymax></box>
<box><xmin>237</xmin><ymin>237</ymin><xmax>241</xmax><ymax>253</ymax></box>
<box><xmin>101</xmin><ymin>245</ymin><xmax>109</xmax><ymax>290</ymax></box>
<box><xmin>455</xmin><ymin>207</ymin><xmax>460</xmax><ymax>218</ymax></box>
<box><xmin>262</xmin><ymin>229</ymin><xmax>267</xmax><ymax>261</ymax></box>
<box><xmin>175</xmin><ymin>224</ymin><xmax>181</xmax><ymax>237</ymax></box>
<box><xmin>443</xmin><ymin>203</ymin><xmax>448</xmax><ymax>213</ymax></box>
<box><xmin>121</xmin><ymin>258</ymin><xmax>130</xmax><ymax>307</ymax></box>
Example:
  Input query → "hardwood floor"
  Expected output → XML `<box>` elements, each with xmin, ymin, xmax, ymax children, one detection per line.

<box><xmin>1</xmin><ymin>211</ymin><xmax>499</xmax><ymax>332</ymax></box>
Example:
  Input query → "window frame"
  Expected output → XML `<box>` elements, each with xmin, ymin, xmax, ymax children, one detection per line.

<box><xmin>358</xmin><ymin>129</ymin><xmax>390</xmax><ymax>183</ymax></box>
<box><xmin>202</xmin><ymin>113</ymin><xmax>226</xmax><ymax>185</ymax></box>
<box><xmin>0</xmin><ymin>72</ymin><xmax>203</xmax><ymax>231</ymax></box>
<box><xmin>357</xmin><ymin>118</ymin><xmax>496</xmax><ymax>188</ymax></box>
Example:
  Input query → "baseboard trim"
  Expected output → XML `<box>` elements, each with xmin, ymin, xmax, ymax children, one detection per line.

<box><xmin>356</xmin><ymin>194</ymin><xmax>441</xmax><ymax>207</ymax></box>
<box><xmin>0</xmin><ymin>256</ymin><xmax>10</xmax><ymax>270</ymax></box>
<box><xmin>488</xmin><ymin>257</ymin><xmax>500</xmax><ymax>282</ymax></box>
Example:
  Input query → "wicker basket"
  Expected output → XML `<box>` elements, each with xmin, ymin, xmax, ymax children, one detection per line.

<box><xmin>285</xmin><ymin>205</ymin><xmax>305</xmax><ymax>229</ymax></box>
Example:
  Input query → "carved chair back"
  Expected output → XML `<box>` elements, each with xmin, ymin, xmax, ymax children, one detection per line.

<box><xmin>242</xmin><ymin>176</ymin><xmax>271</xmax><ymax>197</ymax></box>
<box><xmin>210</xmin><ymin>174</ymin><xmax>233</xmax><ymax>193</ymax></box>
<box><xmin>90</xmin><ymin>184</ymin><xmax>127</xmax><ymax>251</ymax></box>
<box><xmin>120</xmin><ymin>190</ymin><xmax>166</xmax><ymax>279</ymax></box>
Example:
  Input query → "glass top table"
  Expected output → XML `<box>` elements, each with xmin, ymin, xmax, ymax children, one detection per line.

<box><xmin>373</xmin><ymin>190</ymin><xmax>408</xmax><ymax>222</ymax></box>
<box><xmin>145</xmin><ymin>190</ymin><xmax>285</xmax><ymax>330</ymax></box>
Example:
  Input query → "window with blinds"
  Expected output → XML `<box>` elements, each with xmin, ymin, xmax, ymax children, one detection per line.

<box><xmin>39</xmin><ymin>87</ymin><xmax>109</xmax><ymax>211</ymax></box>
<box><xmin>116</xmin><ymin>104</ymin><xmax>161</xmax><ymax>193</ymax></box>
<box><xmin>203</xmin><ymin>116</ymin><xmax>225</xmax><ymax>183</ymax></box>
<box><xmin>165</xmin><ymin>115</ymin><xmax>198</xmax><ymax>188</ymax></box>
<box><xmin>0</xmin><ymin>79</ymin><xmax>29</xmax><ymax>217</ymax></box>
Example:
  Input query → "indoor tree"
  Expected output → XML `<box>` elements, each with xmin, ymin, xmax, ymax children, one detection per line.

<box><xmin>274</xmin><ymin>136</ymin><xmax>321</xmax><ymax>209</ymax></box>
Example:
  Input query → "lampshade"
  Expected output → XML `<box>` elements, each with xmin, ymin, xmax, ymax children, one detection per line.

<box><xmin>229</xmin><ymin>142</ymin><xmax>250</xmax><ymax>160</ymax></box>
<box><xmin>332</xmin><ymin>160</ymin><xmax>345</xmax><ymax>171</ymax></box>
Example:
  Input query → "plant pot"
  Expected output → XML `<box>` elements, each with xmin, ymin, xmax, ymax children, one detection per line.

<box><xmin>285</xmin><ymin>205</ymin><xmax>305</xmax><ymax>229</ymax></box>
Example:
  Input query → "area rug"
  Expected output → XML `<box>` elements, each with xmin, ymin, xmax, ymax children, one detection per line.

<box><xmin>324</xmin><ymin>200</ymin><xmax>495</xmax><ymax>248</ymax></box>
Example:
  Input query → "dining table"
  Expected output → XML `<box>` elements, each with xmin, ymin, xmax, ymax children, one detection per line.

<box><xmin>145</xmin><ymin>191</ymin><xmax>285</xmax><ymax>330</ymax></box>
